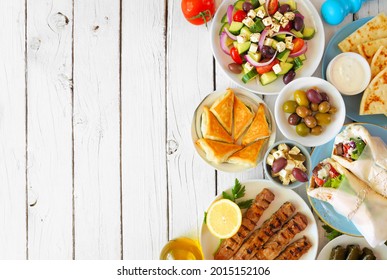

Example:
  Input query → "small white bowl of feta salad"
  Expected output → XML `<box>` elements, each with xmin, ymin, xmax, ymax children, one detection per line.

<box><xmin>210</xmin><ymin>0</ymin><xmax>325</xmax><ymax>95</ymax></box>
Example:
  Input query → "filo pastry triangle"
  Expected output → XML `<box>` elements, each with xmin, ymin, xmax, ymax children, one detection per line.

<box><xmin>210</xmin><ymin>89</ymin><xmax>234</xmax><ymax>134</ymax></box>
<box><xmin>242</xmin><ymin>104</ymin><xmax>271</xmax><ymax>146</ymax></box>
<box><xmin>201</xmin><ymin>106</ymin><xmax>233</xmax><ymax>143</ymax></box>
<box><xmin>227</xmin><ymin>139</ymin><xmax>267</xmax><ymax>167</ymax></box>
<box><xmin>233</xmin><ymin>95</ymin><xmax>254</xmax><ymax>141</ymax></box>
<box><xmin>196</xmin><ymin>138</ymin><xmax>242</xmax><ymax>164</ymax></box>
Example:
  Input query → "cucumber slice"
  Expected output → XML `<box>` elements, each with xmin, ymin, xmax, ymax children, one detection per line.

<box><xmin>271</xmin><ymin>39</ymin><xmax>279</xmax><ymax>50</ymax></box>
<box><xmin>242</xmin><ymin>68</ymin><xmax>258</xmax><ymax>84</ymax></box>
<box><xmin>260</xmin><ymin>71</ymin><xmax>278</xmax><ymax>86</ymax></box>
<box><xmin>226</xmin><ymin>36</ymin><xmax>234</xmax><ymax>47</ymax></box>
<box><xmin>219</xmin><ymin>22</ymin><xmax>230</xmax><ymax>35</ymax></box>
<box><xmin>234</xmin><ymin>0</ymin><xmax>244</xmax><ymax>10</ymax></box>
<box><xmin>242</xmin><ymin>62</ymin><xmax>254</xmax><ymax>74</ymax></box>
<box><xmin>221</xmin><ymin>13</ymin><xmax>228</xmax><ymax>23</ymax></box>
<box><xmin>278</xmin><ymin>62</ymin><xmax>293</xmax><ymax>75</ymax></box>
<box><xmin>286</xmin><ymin>57</ymin><xmax>294</xmax><ymax>63</ymax></box>
<box><xmin>249</xmin><ymin>19</ymin><xmax>265</xmax><ymax>33</ymax></box>
<box><xmin>248</xmin><ymin>51</ymin><xmax>261</xmax><ymax>62</ymax></box>
<box><xmin>240</xmin><ymin>27</ymin><xmax>252</xmax><ymax>40</ymax></box>
<box><xmin>274</xmin><ymin>34</ymin><xmax>286</xmax><ymax>41</ymax></box>
<box><xmin>276</xmin><ymin>49</ymin><xmax>291</xmax><ymax>62</ymax></box>
<box><xmin>294</xmin><ymin>64</ymin><xmax>303</xmax><ymax>71</ymax></box>
<box><xmin>291</xmin><ymin>29</ymin><xmax>304</xmax><ymax>38</ymax></box>
<box><xmin>237</xmin><ymin>41</ymin><xmax>251</xmax><ymax>54</ymax></box>
<box><xmin>229</xmin><ymin>21</ymin><xmax>244</xmax><ymax>35</ymax></box>
<box><xmin>302</xmin><ymin>27</ymin><xmax>315</xmax><ymax>40</ymax></box>
<box><xmin>293</xmin><ymin>57</ymin><xmax>303</xmax><ymax>71</ymax></box>
<box><xmin>298</xmin><ymin>53</ymin><xmax>307</xmax><ymax>61</ymax></box>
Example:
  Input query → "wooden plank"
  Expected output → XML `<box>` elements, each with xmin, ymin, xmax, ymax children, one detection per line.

<box><xmin>26</xmin><ymin>0</ymin><xmax>73</xmax><ymax>259</ymax></box>
<box><xmin>166</xmin><ymin>0</ymin><xmax>216</xmax><ymax>242</ymax></box>
<box><xmin>121</xmin><ymin>0</ymin><xmax>168</xmax><ymax>259</ymax></box>
<box><xmin>0</xmin><ymin>0</ymin><xmax>27</xmax><ymax>260</ymax></box>
<box><xmin>73</xmin><ymin>0</ymin><xmax>121</xmax><ymax>259</ymax></box>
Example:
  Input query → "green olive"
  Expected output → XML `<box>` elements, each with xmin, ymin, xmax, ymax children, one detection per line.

<box><xmin>311</xmin><ymin>103</ymin><xmax>319</xmax><ymax>112</ymax></box>
<box><xmin>293</xmin><ymin>90</ymin><xmax>309</xmax><ymax>107</ymax></box>
<box><xmin>282</xmin><ymin>100</ymin><xmax>298</xmax><ymax>113</ymax></box>
<box><xmin>315</xmin><ymin>113</ymin><xmax>331</xmax><ymax>125</ymax></box>
<box><xmin>310</xmin><ymin>125</ymin><xmax>323</xmax><ymax>135</ymax></box>
<box><xmin>329</xmin><ymin>106</ymin><xmax>337</xmax><ymax>114</ymax></box>
<box><xmin>296</xmin><ymin>123</ymin><xmax>310</xmax><ymax>137</ymax></box>
<box><xmin>318</xmin><ymin>101</ymin><xmax>331</xmax><ymax>113</ymax></box>
<box><xmin>304</xmin><ymin>115</ymin><xmax>317</xmax><ymax>128</ymax></box>
<box><xmin>296</xmin><ymin>106</ymin><xmax>310</xmax><ymax>118</ymax></box>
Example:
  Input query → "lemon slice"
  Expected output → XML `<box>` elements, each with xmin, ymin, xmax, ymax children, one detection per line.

<box><xmin>206</xmin><ymin>199</ymin><xmax>242</xmax><ymax>239</ymax></box>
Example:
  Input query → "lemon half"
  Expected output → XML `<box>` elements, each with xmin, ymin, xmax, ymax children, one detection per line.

<box><xmin>206</xmin><ymin>199</ymin><xmax>242</xmax><ymax>239</ymax></box>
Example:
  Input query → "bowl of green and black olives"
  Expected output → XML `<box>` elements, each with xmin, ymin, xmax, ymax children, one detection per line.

<box><xmin>274</xmin><ymin>77</ymin><xmax>345</xmax><ymax>147</ymax></box>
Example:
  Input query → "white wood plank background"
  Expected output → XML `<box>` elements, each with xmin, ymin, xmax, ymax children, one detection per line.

<box><xmin>0</xmin><ymin>0</ymin><xmax>384</xmax><ymax>260</ymax></box>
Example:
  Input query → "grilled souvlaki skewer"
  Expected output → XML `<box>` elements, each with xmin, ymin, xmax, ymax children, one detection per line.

<box><xmin>233</xmin><ymin>202</ymin><xmax>296</xmax><ymax>260</ymax></box>
<box><xmin>275</xmin><ymin>236</ymin><xmax>312</xmax><ymax>260</ymax></box>
<box><xmin>214</xmin><ymin>188</ymin><xmax>275</xmax><ymax>260</ymax></box>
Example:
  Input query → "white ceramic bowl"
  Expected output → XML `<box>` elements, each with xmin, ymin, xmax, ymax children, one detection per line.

<box><xmin>274</xmin><ymin>77</ymin><xmax>346</xmax><ymax>147</ymax></box>
<box><xmin>326</xmin><ymin>52</ymin><xmax>371</xmax><ymax>96</ymax></box>
<box><xmin>192</xmin><ymin>88</ymin><xmax>276</xmax><ymax>172</ymax></box>
<box><xmin>263</xmin><ymin>140</ymin><xmax>311</xmax><ymax>189</ymax></box>
<box><xmin>210</xmin><ymin>0</ymin><xmax>325</xmax><ymax>95</ymax></box>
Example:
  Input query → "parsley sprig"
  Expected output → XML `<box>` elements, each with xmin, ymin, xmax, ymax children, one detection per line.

<box><xmin>222</xmin><ymin>179</ymin><xmax>253</xmax><ymax>209</ymax></box>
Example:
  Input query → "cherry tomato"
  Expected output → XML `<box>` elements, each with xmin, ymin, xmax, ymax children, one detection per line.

<box><xmin>314</xmin><ymin>176</ymin><xmax>324</xmax><ymax>187</ymax></box>
<box><xmin>290</xmin><ymin>38</ymin><xmax>305</xmax><ymax>54</ymax></box>
<box><xmin>280</xmin><ymin>21</ymin><xmax>293</xmax><ymax>32</ymax></box>
<box><xmin>268</xmin><ymin>0</ymin><xmax>279</xmax><ymax>16</ymax></box>
<box><xmin>256</xmin><ymin>58</ymin><xmax>279</xmax><ymax>74</ymax></box>
<box><xmin>181</xmin><ymin>0</ymin><xmax>215</xmax><ymax>25</ymax></box>
<box><xmin>230</xmin><ymin>47</ymin><xmax>243</xmax><ymax>64</ymax></box>
<box><xmin>329</xmin><ymin>167</ymin><xmax>340</xmax><ymax>178</ymax></box>
<box><xmin>233</xmin><ymin>10</ymin><xmax>247</xmax><ymax>22</ymax></box>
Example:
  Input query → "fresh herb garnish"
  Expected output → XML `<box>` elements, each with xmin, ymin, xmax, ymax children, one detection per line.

<box><xmin>222</xmin><ymin>179</ymin><xmax>253</xmax><ymax>209</ymax></box>
<box><xmin>322</xmin><ymin>224</ymin><xmax>342</xmax><ymax>240</ymax></box>
<box><xmin>203</xmin><ymin>211</ymin><xmax>207</xmax><ymax>225</ymax></box>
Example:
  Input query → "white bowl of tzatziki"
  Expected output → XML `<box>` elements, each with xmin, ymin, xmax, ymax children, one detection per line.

<box><xmin>326</xmin><ymin>52</ymin><xmax>371</xmax><ymax>96</ymax></box>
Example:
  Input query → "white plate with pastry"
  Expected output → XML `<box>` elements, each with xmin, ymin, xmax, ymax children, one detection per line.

<box><xmin>192</xmin><ymin>88</ymin><xmax>276</xmax><ymax>172</ymax></box>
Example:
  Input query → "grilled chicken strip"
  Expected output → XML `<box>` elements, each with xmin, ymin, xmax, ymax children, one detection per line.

<box><xmin>233</xmin><ymin>202</ymin><xmax>296</xmax><ymax>260</ymax></box>
<box><xmin>214</xmin><ymin>188</ymin><xmax>275</xmax><ymax>260</ymax></box>
<box><xmin>275</xmin><ymin>236</ymin><xmax>312</xmax><ymax>260</ymax></box>
<box><xmin>251</xmin><ymin>212</ymin><xmax>308</xmax><ymax>260</ymax></box>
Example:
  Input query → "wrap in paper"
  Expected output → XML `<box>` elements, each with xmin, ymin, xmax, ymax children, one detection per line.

<box><xmin>331</xmin><ymin>124</ymin><xmax>387</xmax><ymax>197</ymax></box>
<box><xmin>308</xmin><ymin>158</ymin><xmax>387</xmax><ymax>247</ymax></box>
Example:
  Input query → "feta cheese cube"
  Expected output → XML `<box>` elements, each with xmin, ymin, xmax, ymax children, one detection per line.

<box><xmin>237</xmin><ymin>34</ymin><xmax>247</xmax><ymax>43</ymax></box>
<box><xmin>270</xmin><ymin>148</ymin><xmax>277</xmax><ymax>154</ymax></box>
<box><xmin>278</xmin><ymin>143</ymin><xmax>289</xmax><ymax>152</ymax></box>
<box><xmin>286</xmin><ymin>41</ymin><xmax>294</xmax><ymax>50</ymax></box>
<box><xmin>317</xmin><ymin>166</ymin><xmax>329</xmax><ymax>179</ymax></box>
<box><xmin>285</xmin><ymin>36</ymin><xmax>293</xmax><ymax>43</ymax></box>
<box><xmin>273</xmin><ymin>11</ymin><xmax>283</xmax><ymax>21</ymax></box>
<box><xmin>273</xmin><ymin>150</ymin><xmax>285</xmax><ymax>159</ymax></box>
<box><xmin>249</xmin><ymin>43</ymin><xmax>258</xmax><ymax>53</ymax></box>
<box><xmin>280</xmin><ymin>17</ymin><xmax>290</xmax><ymax>28</ymax></box>
<box><xmin>285</xmin><ymin>160</ymin><xmax>296</xmax><ymax>171</ymax></box>
<box><xmin>244</xmin><ymin>62</ymin><xmax>254</xmax><ymax>72</ymax></box>
<box><xmin>276</xmin><ymin>41</ymin><xmax>286</xmax><ymax>53</ymax></box>
<box><xmin>266</xmin><ymin>154</ymin><xmax>275</xmax><ymax>166</ymax></box>
<box><xmin>259</xmin><ymin>0</ymin><xmax>266</xmax><ymax>5</ymax></box>
<box><xmin>242</xmin><ymin>17</ymin><xmax>254</xmax><ymax>28</ymax></box>
<box><xmin>284</xmin><ymin>11</ymin><xmax>295</xmax><ymax>20</ymax></box>
<box><xmin>271</xmin><ymin>22</ymin><xmax>280</xmax><ymax>33</ymax></box>
<box><xmin>250</xmin><ymin>33</ymin><xmax>261</xmax><ymax>43</ymax></box>
<box><xmin>262</xmin><ymin>17</ymin><xmax>272</xmax><ymax>26</ymax></box>
<box><xmin>267</xmin><ymin>29</ymin><xmax>274</xmax><ymax>37</ymax></box>
<box><xmin>282</xmin><ymin>176</ymin><xmax>291</xmax><ymax>185</ymax></box>
<box><xmin>272</xmin><ymin>63</ymin><xmax>282</xmax><ymax>74</ymax></box>
<box><xmin>289</xmin><ymin>174</ymin><xmax>297</xmax><ymax>182</ymax></box>
<box><xmin>289</xmin><ymin>146</ymin><xmax>300</xmax><ymax>155</ymax></box>
<box><xmin>247</xmin><ymin>9</ymin><xmax>256</xmax><ymax>19</ymax></box>
<box><xmin>264</xmin><ymin>37</ymin><xmax>273</xmax><ymax>47</ymax></box>
<box><xmin>279</xmin><ymin>169</ymin><xmax>288</xmax><ymax>178</ymax></box>
<box><xmin>256</xmin><ymin>9</ymin><xmax>266</xmax><ymax>19</ymax></box>
<box><xmin>298</xmin><ymin>163</ymin><xmax>307</xmax><ymax>172</ymax></box>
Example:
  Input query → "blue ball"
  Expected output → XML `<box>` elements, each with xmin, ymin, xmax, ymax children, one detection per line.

<box><xmin>321</xmin><ymin>0</ymin><xmax>346</xmax><ymax>25</ymax></box>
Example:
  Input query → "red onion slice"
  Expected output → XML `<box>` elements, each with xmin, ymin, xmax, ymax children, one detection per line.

<box><xmin>245</xmin><ymin>51</ymin><xmax>278</xmax><ymax>67</ymax></box>
<box><xmin>289</xmin><ymin>42</ymin><xmax>308</xmax><ymax>57</ymax></box>
<box><xmin>258</xmin><ymin>28</ymin><xmax>269</xmax><ymax>51</ymax></box>
<box><xmin>227</xmin><ymin>5</ymin><xmax>233</xmax><ymax>25</ymax></box>
<box><xmin>220</xmin><ymin>32</ymin><xmax>231</xmax><ymax>55</ymax></box>
<box><xmin>272</xmin><ymin>31</ymin><xmax>294</xmax><ymax>37</ymax></box>
<box><xmin>224</xmin><ymin>28</ymin><xmax>237</xmax><ymax>40</ymax></box>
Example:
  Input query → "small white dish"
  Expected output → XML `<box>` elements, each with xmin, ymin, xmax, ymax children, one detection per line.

<box><xmin>326</xmin><ymin>52</ymin><xmax>371</xmax><ymax>96</ymax></box>
<box><xmin>275</xmin><ymin>77</ymin><xmax>346</xmax><ymax>147</ymax></box>
<box><xmin>192</xmin><ymin>88</ymin><xmax>276</xmax><ymax>172</ymax></box>
<box><xmin>317</xmin><ymin>235</ymin><xmax>387</xmax><ymax>260</ymax></box>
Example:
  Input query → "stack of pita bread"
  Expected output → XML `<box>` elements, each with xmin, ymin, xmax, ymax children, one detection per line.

<box><xmin>196</xmin><ymin>88</ymin><xmax>272</xmax><ymax>168</ymax></box>
<box><xmin>338</xmin><ymin>13</ymin><xmax>387</xmax><ymax>116</ymax></box>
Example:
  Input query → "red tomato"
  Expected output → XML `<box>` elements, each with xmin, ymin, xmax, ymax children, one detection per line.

<box><xmin>280</xmin><ymin>21</ymin><xmax>293</xmax><ymax>32</ymax></box>
<box><xmin>329</xmin><ymin>167</ymin><xmax>340</xmax><ymax>178</ymax></box>
<box><xmin>290</xmin><ymin>38</ymin><xmax>305</xmax><ymax>54</ymax></box>
<box><xmin>181</xmin><ymin>0</ymin><xmax>215</xmax><ymax>25</ymax></box>
<box><xmin>230</xmin><ymin>47</ymin><xmax>243</xmax><ymax>64</ymax></box>
<box><xmin>314</xmin><ymin>176</ymin><xmax>325</xmax><ymax>187</ymax></box>
<box><xmin>268</xmin><ymin>0</ymin><xmax>279</xmax><ymax>16</ymax></box>
<box><xmin>256</xmin><ymin>58</ymin><xmax>279</xmax><ymax>75</ymax></box>
<box><xmin>233</xmin><ymin>10</ymin><xmax>247</xmax><ymax>22</ymax></box>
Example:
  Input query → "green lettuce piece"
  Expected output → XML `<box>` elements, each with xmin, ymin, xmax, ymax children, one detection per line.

<box><xmin>323</xmin><ymin>174</ymin><xmax>344</xmax><ymax>189</ymax></box>
<box><xmin>350</xmin><ymin>137</ymin><xmax>366</xmax><ymax>160</ymax></box>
